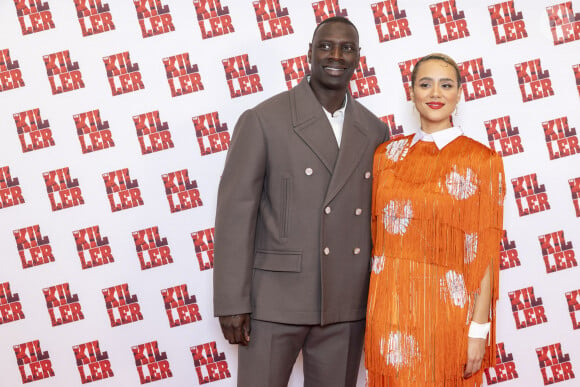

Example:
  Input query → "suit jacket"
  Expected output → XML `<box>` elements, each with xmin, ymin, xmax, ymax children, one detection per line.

<box><xmin>213</xmin><ymin>79</ymin><xmax>387</xmax><ymax>325</ymax></box>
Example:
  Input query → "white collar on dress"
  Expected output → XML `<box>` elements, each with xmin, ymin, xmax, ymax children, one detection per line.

<box><xmin>410</xmin><ymin>126</ymin><xmax>463</xmax><ymax>150</ymax></box>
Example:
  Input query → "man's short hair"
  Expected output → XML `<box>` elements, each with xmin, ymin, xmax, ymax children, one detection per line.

<box><xmin>311</xmin><ymin>16</ymin><xmax>359</xmax><ymax>42</ymax></box>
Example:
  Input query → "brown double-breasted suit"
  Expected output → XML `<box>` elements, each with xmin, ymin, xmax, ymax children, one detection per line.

<box><xmin>214</xmin><ymin>79</ymin><xmax>387</xmax><ymax>327</ymax></box>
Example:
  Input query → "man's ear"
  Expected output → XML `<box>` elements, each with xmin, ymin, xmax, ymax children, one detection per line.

<box><xmin>307</xmin><ymin>43</ymin><xmax>312</xmax><ymax>63</ymax></box>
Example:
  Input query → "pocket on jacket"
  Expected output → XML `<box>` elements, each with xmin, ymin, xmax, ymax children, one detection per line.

<box><xmin>254</xmin><ymin>250</ymin><xmax>302</xmax><ymax>272</ymax></box>
<box><xmin>280</xmin><ymin>176</ymin><xmax>291</xmax><ymax>238</ymax></box>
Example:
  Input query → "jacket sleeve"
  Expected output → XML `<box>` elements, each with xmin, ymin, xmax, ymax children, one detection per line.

<box><xmin>213</xmin><ymin>109</ymin><xmax>266</xmax><ymax>317</ymax></box>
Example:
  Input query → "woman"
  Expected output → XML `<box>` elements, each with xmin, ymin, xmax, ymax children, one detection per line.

<box><xmin>365</xmin><ymin>53</ymin><xmax>505</xmax><ymax>386</ymax></box>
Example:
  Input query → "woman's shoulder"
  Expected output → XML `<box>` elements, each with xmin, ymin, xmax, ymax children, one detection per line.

<box><xmin>454</xmin><ymin>135</ymin><xmax>502</xmax><ymax>159</ymax></box>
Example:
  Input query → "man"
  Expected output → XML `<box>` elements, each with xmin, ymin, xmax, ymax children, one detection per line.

<box><xmin>213</xmin><ymin>17</ymin><xmax>387</xmax><ymax>387</ymax></box>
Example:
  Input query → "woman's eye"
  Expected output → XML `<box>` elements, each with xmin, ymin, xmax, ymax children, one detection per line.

<box><xmin>419</xmin><ymin>83</ymin><xmax>430</xmax><ymax>88</ymax></box>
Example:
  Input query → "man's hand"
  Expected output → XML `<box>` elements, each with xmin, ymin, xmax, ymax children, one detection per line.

<box><xmin>219</xmin><ymin>314</ymin><xmax>251</xmax><ymax>346</ymax></box>
<box><xmin>464</xmin><ymin>337</ymin><xmax>486</xmax><ymax>379</ymax></box>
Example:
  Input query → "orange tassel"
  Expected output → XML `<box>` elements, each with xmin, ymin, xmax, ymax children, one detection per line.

<box><xmin>366</xmin><ymin>135</ymin><xmax>505</xmax><ymax>386</ymax></box>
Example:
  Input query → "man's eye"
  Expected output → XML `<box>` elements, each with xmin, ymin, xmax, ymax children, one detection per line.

<box><xmin>343</xmin><ymin>45</ymin><xmax>355</xmax><ymax>52</ymax></box>
<box><xmin>319</xmin><ymin>42</ymin><xmax>331</xmax><ymax>50</ymax></box>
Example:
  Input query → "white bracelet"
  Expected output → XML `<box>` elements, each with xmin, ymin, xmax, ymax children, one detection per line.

<box><xmin>468</xmin><ymin>321</ymin><xmax>491</xmax><ymax>339</ymax></box>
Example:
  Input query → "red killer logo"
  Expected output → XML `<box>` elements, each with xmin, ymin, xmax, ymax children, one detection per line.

<box><xmin>163</xmin><ymin>53</ymin><xmax>204</xmax><ymax>97</ymax></box>
<box><xmin>0</xmin><ymin>282</ymin><xmax>25</xmax><ymax>325</ymax></box>
<box><xmin>74</xmin><ymin>109</ymin><xmax>115</xmax><ymax>154</ymax></box>
<box><xmin>191</xmin><ymin>341</ymin><xmax>231</xmax><ymax>384</ymax></box>
<box><xmin>281</xmin><ymin>55</ymin><xmax>310</xmax><ymax>90</ymax></box>
<box><xmin>0</xmin><ymin>165</ymin><xmax>25</xmax><ymax>210</ymax></box>
<box><xmin>539</xmin><ymin>230</ymin><xmax>577</xmax><ymax>274</ymax></box>
<box><xmin>485</xmin><ymin>115</ymin><xmax>523</xmax><ymax>157</ymax></box>
<box><xmin>488</xmin><ymin>1</ymin><xmax>527</xmax><ymax>44</ymax></box>
<box><xmin>14</xmin><ymin>108</ymin><xmax>55</xmax><ymax>153</ymax></box>
<box><xmin>253</xmin><ymin>0</ymin><xmax>293</xmax><ymax>41</ymax></box>
<box><xmin>14</xmin><ymin>0</ymin><xmax>55</xmax><ymax>35</ymax></box>
<box><xmin>73</xmin><ymin>340</ymin><xmax>114</xmax><ymax>384</ymax></box>
<box><xmin>223</xmin><ymin>54</ymin><xmax>263</xmax><ymax>98</ymax></box>
<box><xmin>485</xmin><ymin>342</ymin><xmax>518</xmax><ymax>384</ymax></box>
<box><xmin>570</xmin><ymin>177</ymin><xmax>580</xmax><ymax>217</ymax></box>
<box><xmin>193</xmin><ymin>0</ymin><xmax>235</xmax><ymax>39</ymax></box>
<box><xmin>43</xmin><ymin>167</ymin><xmax>85</xmax><ymax>211</ymax></box>
<box><xmin>565</xmin><ymin>289</ymin><xmax>580</xmax><ymax>329</ymax></box>
<box><xmin>191</xmin><ymin>227</ymin><xmax>215</xmax><ymax>271</ymax></box>
<box><xmin>161</xmin><ymin>284</ymin><xmax>202</xmax><ymax>327</ymax></box>
<box><xmin>429</xmin><ymin>0</ymin><xmax>469</xmax><ymax>43</ymax></box>
<box><xmin>73</xmin><ymin>225</ymin><xmax>114</xmax><ymax>269</ymax></box>
<box><xmin>13</xmin><ymin>340</ymin><xmax>55</xmax><ymax>383</ymax></box>
<box><xmin>0</xmin><ymin>48</ymin><xmax>25</xmax><ymax>92</ymax></box>
<box><xmin>13</xmin><ymin>225</ymin><xmax>54</xmax><ymax>269</ymax></box>
<box><xmin>372</xmin><ymin>0</ymin><xmax>411</xmax><ymax>42</ymax></box>
<box><xmin>133</xmin><ymin>111</ymin><xmax>174</xmax><ymax>155</ymax></box>
<box><xmin>43</xmin><ymin>50</ymin><xmax>85</xmax><ymax>95</ymax></box>
<box><xmin>312</xmin><ymin>0</ymin><xmax>347</xmax><ymax>24</ymax></box>
<box><xmin>573</xmin><ymin>64</ymin><xmax>580</xmax><ymax>96</ymax></box>
<box><xmin>74</xmin><ymin>0</ymin><xmax>115</xmax><ymax>37</ymax></box>
<box><xmin>542</xmin><ymin>116</ymin><xmax>579</xmax><ymax>160</ymax></box>
<box><xmin>536</xmin><ymin>343</ymin><xmax>575</xmax><ymax>385</ymax></box>
<box><xmin>162</xmin><ymin>169</ymin><xmax>203</xmax><ymax>213</ymax></box>
<box><xmin>349</xmin><ymin>56</ymin><xmax>380</xmax><ymax>99</ymax></box>
<box><xmin>132</xmin><ymin>341</ymin><xmax>172</xmax><ymax>384</ymax></box>
<box><xmin>193</xmin><ymin>111</ymin><xmax>230</xmax><ymax>156</ymax></box>
<box><xmin>508</xmin><ymin>286</ymin><xmax>547</xmax><ymax>329</ymax></box>
<box><xmin>499</xmin><ymin>230</ymin><xmax>521</xmax><ymax>270</ymax></box>
<box><xmin>398</xmin><ymin>57</ymin><xmax>421</xmax><ymax>101</ymax></box>
<box><xmin>102</xmin><ymin>284</ymin><xmax>143</xmax><ymax>327</ymax></box>
<box><xmin>515</xmin><ymin>58</ymin><xmax>554</xmax><ymax>102</ymax></box>
<box><xmin>546</xmin><ymin>2</ymin><xmax>580</xmax><ymax>45</ymax></box>
<box><xmin>133</xmin><ymin>0</ymin><xmax>174</xmax><ymax>38</ymax></box>
<box><xmin>103</xmin><ymin>51</ymin><xmax>144</xmax><ymax>96</ymax></box>
<box><xmin>103</xmin><ymin>168</ymin><xmax>144</xmax><ymax>212</ymax></box>
<box><xmin>511</xmin><ymin>173</ymin><xmax>550</xmax><ymax>217</ymax></box>
<box><xmin>458</xmin><ymin>57</ymin><xmax>496</xmax><ymax>101</ymax></box>
<box><xmin>43</xmin><ymin>283</ymin><xmax>84</xmax><ymax>326</ymax></box>
<box><xmin>132</xmin><ymin>226</ymin><xmax>173</xmax><ymax>270</ymax></box>
<box><xmin>380</xmin><ymin>114</ymin><xmax>404</xmax><ymax>140</ymax></box>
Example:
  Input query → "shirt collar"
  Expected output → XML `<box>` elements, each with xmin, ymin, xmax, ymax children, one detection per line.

<box><xmin>410</xmin><ymin>126</ymin><xmax>463</xmax><ymax>150</ymax></box>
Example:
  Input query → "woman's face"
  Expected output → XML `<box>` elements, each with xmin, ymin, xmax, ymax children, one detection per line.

<box><xmin>411</xmin><ymin>59</ymin><xmax>461</xmax><ymax>133</ymax></box>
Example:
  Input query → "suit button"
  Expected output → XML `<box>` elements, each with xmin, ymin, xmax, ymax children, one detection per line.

<box><xmin>305</xmin><ymin>168</ymin><xmax>313</xmax><ymax>176</ymax></box>
<box><xmin>355</xmin><ymin>208</ymin><xmax>362</xmax><ymax>215</ymax></box>
<box><xmin>353</xmin><ymin>247</ymin><xmax>361</xmax><ymax>255</ymax></box>
<box><xmin>324</xmin><ymin>206</ymin><xmax>331</xmax><ymax>214</ymax></box>
<box><xmin>323</xmin><ymin>247</ymin><xmax>330</xmax><ymax>255</ymax></box>
<box><xmin>364</xmin><ymin>171</ymin><xmax>371</xmax><ymax>179</ymax></box>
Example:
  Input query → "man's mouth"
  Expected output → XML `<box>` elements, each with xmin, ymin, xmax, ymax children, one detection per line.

<box><xmin>323</xmin><ymin>66</ymin><xmax>346</xmax><ymax>76</ymax></box>
<box><xmin>426</xmin><ymin>102</ymin><xmax>444</xmax><ymax>109</ymax></box>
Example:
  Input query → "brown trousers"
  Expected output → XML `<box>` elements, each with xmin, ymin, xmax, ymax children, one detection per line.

<box><xmin>237</xmin><ymin>318</ymin><xmax>365</xmax><ymax>387</ymax></box>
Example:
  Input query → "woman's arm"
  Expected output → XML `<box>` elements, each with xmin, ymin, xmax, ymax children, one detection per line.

<box><xmin>464</xmin><ymin>265</ymin><xmax>491</xmax><ymax>379</ymax></box>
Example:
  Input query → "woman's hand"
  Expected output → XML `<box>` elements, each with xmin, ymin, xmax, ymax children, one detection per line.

<box><xmin>464</xmin><ymin>337</ymin><xmax>486</xmax><ymax>378</ymax></box>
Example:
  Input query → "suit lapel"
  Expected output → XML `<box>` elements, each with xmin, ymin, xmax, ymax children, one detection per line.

<box><xmin>291</xmin><ymin>80</ymin><xmax>339</xmax><ymax>174</ymax></box>
<box><xmin>323</xmin><ymin>96</ymin><xmax>370</xmax><ymax>205</ymax></box>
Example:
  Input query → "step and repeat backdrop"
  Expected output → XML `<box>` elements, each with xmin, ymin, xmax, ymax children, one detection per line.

<box><xmin>0</xmin><ymin>0</ymin><xmax>579</xmax><ymax>386</ymax></box>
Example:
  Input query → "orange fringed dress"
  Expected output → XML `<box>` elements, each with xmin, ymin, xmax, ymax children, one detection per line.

<box><xmin>365</xmin><ymin>134</ymin><xmax>505</xmax><ymax>386</ymax></box>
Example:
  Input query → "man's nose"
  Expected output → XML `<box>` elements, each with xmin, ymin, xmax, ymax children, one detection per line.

<box><xmin>329</xmin><ymin>44</ymin><xmax>342</xmax><ymax>59</ymax></box>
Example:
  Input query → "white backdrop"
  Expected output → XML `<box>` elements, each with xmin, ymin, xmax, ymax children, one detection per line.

<box><xmin>0</xmin><ymin>0</ymin><xmax>579</xmax><ymax>386</ymax></box>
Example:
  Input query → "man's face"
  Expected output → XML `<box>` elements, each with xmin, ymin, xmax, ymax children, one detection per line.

<box><xmin>308</xmin><ymin>21</ymin><xmax>360</xmax><ymax>92</ymax></box>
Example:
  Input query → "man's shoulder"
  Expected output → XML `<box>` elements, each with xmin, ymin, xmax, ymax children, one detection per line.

<box><xmin>251</xmin><ymin>87</ymin><xmax>294</xmax><ymax>114</ymax></box>
<box><xmin>350</xmin><ymin>98</ymin><xmax>387</xmax><ymax>133</ymax></box>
